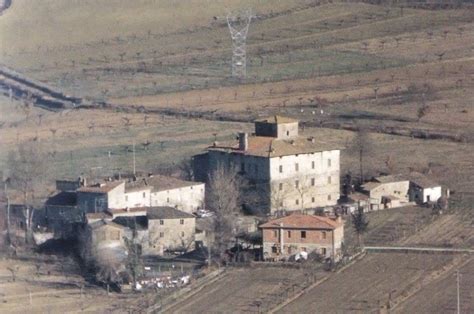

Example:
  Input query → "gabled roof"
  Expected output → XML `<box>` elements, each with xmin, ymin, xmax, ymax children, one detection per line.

<box><xmin>125</xmin><ymin>175</ymin><xmax>202</xmax><ymax>193</ymax></box>
<box><xmin>260</xmin><ymin>214</ymin><xmax>340</xmax><ymax>230</ymax></box>
<box><xmin>407</xmin><ymin>172</ymin><xmax>440</xmax><ymax>189</ymax></box>
<box><xmin>45</xmin><ymin>191</ymin><xmax>77</xmax><ymax>207</ymax></box>
<box><xmin>374</xmin><ymin>175</ymin><xmax>407</xmax><ymax>183</ymax></box>
<box><xmin>86</xmin><ymin>212</ymin><xmax>113</xmax><ymax>221</ymax></box>
<box><xmin>107</xmin><ymin>207</ymin><xmax>148</xmax><ymax>217</ymax></box>
<box><xmin>209</xmin><ymin>136</ymin><xmax>341</xmax><ymax>158</ymax></box>
<box><xmin>255</xmin><ymin>115</ymin><xmax>298</xmax><ymax>124</ymax></box>
<box><xmin>77</xmin><ymin>181</ymin><xmax>124</xmax><ymax>194</ymax></box>
<box><xmin>113</xmin><ymin>216</ymin><xmax>148</xmax><ymax>230</ymax></box>
<box><xmin>147</xmin><ymin>206</ymin><xmax>195</xmax><ymax>220</ymax></box>
<box><xmin>88</xmin><ymin>219</ymin><xmax>125</xmax><ymax>230</ymax></box>
<box><xmin>361</xmin><ymin>182</ymin><xmax>382</xmax><ymax>191</ymax></box>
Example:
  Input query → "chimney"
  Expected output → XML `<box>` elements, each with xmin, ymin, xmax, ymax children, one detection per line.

<box><xmin>239</xmin><ymin>132</ymin><xmax>248</xmax><ymax>151</ymax></box>
<box><xmin>279</xmin><ymin>222</ymin><xmax>284</xmax><ymax>254</ymax></box>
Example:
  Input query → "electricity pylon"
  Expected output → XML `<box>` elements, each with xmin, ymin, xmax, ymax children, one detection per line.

<box><xmin>226</xmin><ymin>9</ymin><xmax>252</xmax><ymax>80</ymax></box>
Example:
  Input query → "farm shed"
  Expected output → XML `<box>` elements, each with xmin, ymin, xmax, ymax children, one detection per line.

<box><xmin>407</xmin><ymin>173</ymin><xmax>442</xmax><ymax>204</ymax></box>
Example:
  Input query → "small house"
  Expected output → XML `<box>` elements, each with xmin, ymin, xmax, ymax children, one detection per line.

<box><xmin>408</xmin><ymin>172</ymin><xmax>442</xmax><ymax>204</ymax></box>
<box><xmin>260</xmin><ymin>214</ymin><xmax>344</xmax><ymax>262</ymax></box>
<box><xmin>146</xmin><ymin>207</ymin><xmax>196</xmax><ymax>255</ymax></box>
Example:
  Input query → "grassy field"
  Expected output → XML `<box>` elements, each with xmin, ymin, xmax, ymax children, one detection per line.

<box><xmin>0</xmin><ymin>96</ymin><xmax>251</xmax><ymax>196</ymax></box>
<box><xmin>0</xmin><ymin>254</ymin><xmax>138</xmax><ymax>313</ymax></box>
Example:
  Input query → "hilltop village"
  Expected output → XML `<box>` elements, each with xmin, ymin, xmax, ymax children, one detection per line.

<box><xmin>3</xmin><ymin>116</ymin><xmax>450</xmax><ymax>294</ymax></box>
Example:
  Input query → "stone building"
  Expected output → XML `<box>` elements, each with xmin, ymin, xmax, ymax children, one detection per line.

<box><xmin>260</xmin><ymin>213</ymin><xmax>344</xmax><ymax>261</ymax></box>
<box><xmin>146</xmin><ymin>206</ymin><xmax>196</xmax><ymax>255</ymax></box>
<box><xmin>77</xmin><ymin>181</ymin><xmax>126</xmax><ymax>213</ymax></box>
<box><xmin>407</xmin><ymin>172</ymin><xmax>442</xmax><ymax>204</ymax></box>
<box><xmin>194</xmin><ymin>116</ymin><xmax>341</xmax><ymax>213</ymax></box>
<box><xmin>361</xmin><ymin>175</ymin><xmax>410</xmax><ymax>210</ymax></box>
<box><xmin>46</xmin><ymin>174</ymin><xmax>204</xmax><ymax>237</ymax></box>
<box><xmin>125</xmin><ymin>174</ymin><xmax>205</xmax><ymax>214</ymax></box>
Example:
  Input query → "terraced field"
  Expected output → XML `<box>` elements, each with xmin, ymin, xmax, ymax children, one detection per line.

<box><xmin>394</xmin><ymin>257</ymin><xmax>474</xmax><ymax>313</ymax></box>
<box><xmin>163</xmin><ymin>265</ymin><xmax>326</xmax><ymax>313</ymax></box>
<box><xmin>278</xmin><ymin>253</ymin><xmax>469</xmax><ymax>313</ymax></box>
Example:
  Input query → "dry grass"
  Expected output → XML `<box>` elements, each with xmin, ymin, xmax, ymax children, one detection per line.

<box><xmin>0</xmin><ymin>255</ymin><xmax>136</xmax><ymax>313</ymax></box>
<box><xmin>278</xmin><ymin>253</ymin><xmax>469</xmax><ymax>313</ymax></box>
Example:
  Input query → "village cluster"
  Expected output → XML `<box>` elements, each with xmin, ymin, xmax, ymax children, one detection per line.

<box><xmin>8</xmin><ymin>116</ymin><xmax>447</xmax><ymax>287</ymax></box>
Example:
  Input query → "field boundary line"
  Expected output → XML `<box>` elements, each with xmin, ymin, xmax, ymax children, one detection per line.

<box><xmin>389</xmin><ymin>255</ymin><xmax>473</xmax><ymax>311</ymax></box>
<box><xmin>146</xmin><ymin>268</ymin><xmax>226</xmax><ymax>313</ymax></box>
<box><xmin>364</xmin><ymin>246</ymin><xmax>474</xmax><ymax>254</ymax></box>
<box><xmin>268</xmin><ymin>251</ymin><xmax>367</xmax><ymax>313</ymax></box>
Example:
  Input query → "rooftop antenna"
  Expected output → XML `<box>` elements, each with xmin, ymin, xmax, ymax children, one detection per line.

<box><xmin>132</xmin><ymin>140</ymin><xmax>136</xmax><ymax>176</ymax></box>
<box><xmin>226</xmin><ymin>9</ymin><xmax>253</xmax><ymax>80</ymax></box>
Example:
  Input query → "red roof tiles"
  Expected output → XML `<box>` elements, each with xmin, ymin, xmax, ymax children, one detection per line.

<box><xmin>260</xmin><ymin>214</ymin><xmax>341</xmax><ymax>230</ymax></box>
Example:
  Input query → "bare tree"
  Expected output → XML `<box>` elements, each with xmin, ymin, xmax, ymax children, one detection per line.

<box><xmin>417</xmin><ymin>103</ymin><xmax>430</xmax><ymax>122</ymax></box>
<box><xmin>6</xmin><ymin>142</ymin><xmax>50</xmax><ymax>242</ymax></box>
<box><xmin>7</xmin><ymin>265</ymin><xmax>20</xmax><ymax>282</ymax></box>
<box><xmin>350</xmin><ymin>128</ymin><xmax>373</xmax><ymax>185</ymax></box>
<box><xmin>351</xmin><ymin>207</ymin><xmax>369</xmax><ymax>247</ymax></box>
<box><xmin>206</xmin><ymin>164</ymin><xmax>240</xmax><ymax>257</ymax></box>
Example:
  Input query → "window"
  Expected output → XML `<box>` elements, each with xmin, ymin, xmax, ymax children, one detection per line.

<box><xmin>286</xmin><ymin>131</ymin><xmax>289</xmax><ymax>136</ymax></box>
<box><xmin>273</xmin><ymin>230</ymin><xmax>279</xmax><ymax>238</ymax></box>
<box><xmin>160</xmin><ymin>220</ymin><xmax>164</xmax><ymax>225</ymax></box>
<box><xmin>279</xmin><ymin>183</ymin><xmax>283</xmax><ymax>191</ymax></box>
<box><xmin>301</xmin><ymin>231</ymin><xmax>306</xmax><ymax>239</ymax></box>
<box><xmin>180</xmin><ymin>219</ymin><xmax>184</xmax><ymax>225</ymax></box>
<box><xmin>279</xmin><ymin>201</ymin><xmax>283</xmax><ymax>207</ymax></box>
<box><xmin>328</xmin><ymin>194</ymin><xmax>332</xmax><ymax>201</ymax></box>
<box><xmin>296</xmin><ymin>199</ymin><xmax>299</xmax><ymax>205</ymax></box>
<box><xmin>312</xmin><ymin>161</ymin><xmax>315</xmax><ymax>169</ymax></box>
<box><xmin>322</xmin><ymin>231</ymin><xmax>327</xmax><ymax>239</ymax></box>
<box><xmin>272</xmin><ymin>246</ymin><xmax>278</xmax><ymax>253</ymax></box>
<box><xmin>295</xmin><ymin>163</ymin><xmax>299</xmax><ymax>171</ymax></box>
<box><xmin>167</xmin><ymin>197</ymin><xmax>170</xmax><ymax>203</ymax></box>
<box><xmin>311</xmin><ymin>178</ymin><xmax>315</xmax><ymax>186</ymax></box>
<box><xmin>312</xmin><ymin>197</ymin><xmax>315</xmax><ymax>203</ymax></box>
<box><xmin>321</xmin><ymin>248</ymin><xmax>327</xmax><ymax>256</ymax></box>
<box><xmin>328</xmin><ymin>176</ymin><xmax>332</xmax><ymax>184</ymax></box>
<box><xmin>181</xmin><ymin>231</ymin><xmax>185</xmax><ymax>237</ymax></box>
<box><xmin>295</xmin><ymin>180</ymin><xmax>299</xmax><ymax>188</ymax></box>
<box><xmin>279</xmin><ymin>165</ymin><xmax>283</xmax><ymax>173</ymax></box>
<box><xmin>159</xmin><ymin>232</ymin><xmax>164</xmax><ymax>238</ymax></box>
<box><xmin>142</xmin><ymin>192</ymin><xmax>146</xmax><ymax>198</ymax></box>
<box><xmin>328</xmin><ymin>159</ymin><xmax>332</xmax><ymax>167</ymax></box>
<box><xmin>287</xmin><ymin>230</ymin><xmax>291</xmax><ymax>238</ymax></box>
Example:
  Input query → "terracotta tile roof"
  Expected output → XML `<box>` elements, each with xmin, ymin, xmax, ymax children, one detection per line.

<box><xmin>88</xmin><ymin>219</ymin><xmax>125</xmax><ymax>230</ymax></box>
<box><xmin>374</xmin><ymin>175</ymin><xmax>407</xmax><ymax>183</ymax></box>
<box><xmin>255</xmin><ymin>115</ymin><xmax>298</xmax><ymax>124</ymax></box>
<box><xmin>348</xmin><ymin>192</ymin><xmax>369</xmax><ymax>202</ymax></box>
<box><xmin>77</xmin><ymin>181</ymin><xmax>123</xmax><ymax>193</ymax></box>
<box><xmin>407</xmin><ymin>172</ymin><xmax>440</xmax><ymax>189</ymax></box>
<box><xmin>210</xmin><ymin>136</ymin><xmax>341</xmax><ymax>157</ymax></box>
<box><xmin>260</xmin><ymin>214</ymin><xmax>341</xmax><ymax>230</ymax></box>
<box><xmin>361</xmin><ymin>182</ymin><xmax>382</xmax><ymax>191</ymax></box>
<box><xmin>125</xmin><ymin>175</ymin><xmax>202</xmax><ymax>193</ymax></box>
<box><xmin>107</xmin><ymin>207</ymin><xmax>148</xmax><ymax>217</ymax></box>
<box><xmin>147</xmin><ymin>206</ymin><xmax>195</xmax><ymax>220</ymax></box>
<box><xmin>86</xmin><ymin>212</ymin><xmax>112</xmax><ymax>221</ymax></box>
